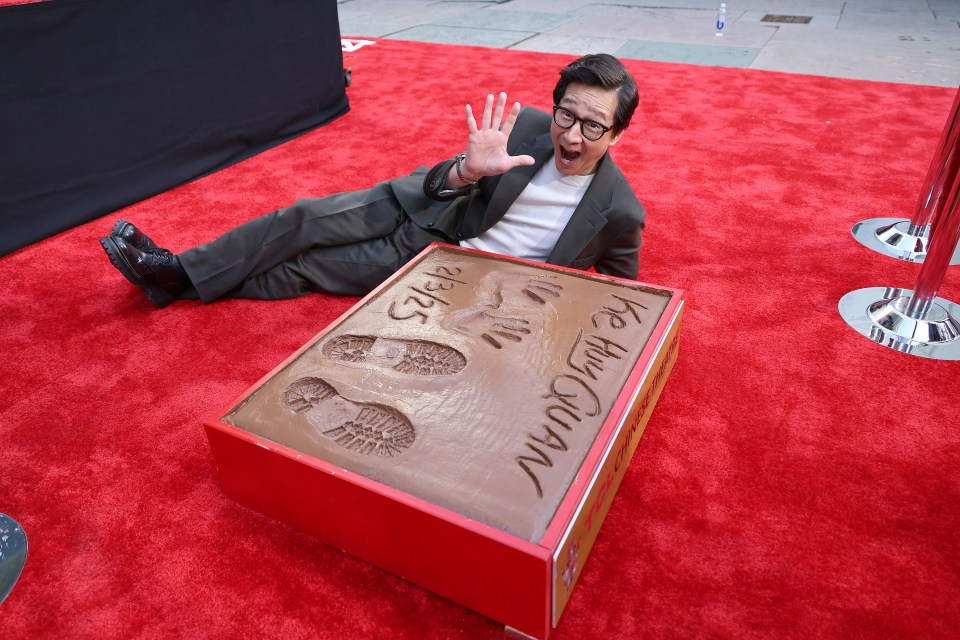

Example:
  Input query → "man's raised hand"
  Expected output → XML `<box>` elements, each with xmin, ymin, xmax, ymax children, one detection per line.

<box><xmin>461</xmin><ymin>92</ymin><xmax>536</xmax><ymax>181</ymax></box>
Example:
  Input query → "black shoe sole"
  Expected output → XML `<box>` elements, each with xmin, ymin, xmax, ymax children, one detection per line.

<box><xmin>99</xmin><ymin>236</ymin><xmax>174</xmax><ymax>309</ymax></box>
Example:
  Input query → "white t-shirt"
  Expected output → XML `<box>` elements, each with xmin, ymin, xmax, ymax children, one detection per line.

<box><xmin>460</xmin><ymin>160</ymin><xmax>594</xmax><ymax>262</ymax></box>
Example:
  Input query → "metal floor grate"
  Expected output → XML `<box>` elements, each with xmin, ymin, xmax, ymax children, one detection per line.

<box><xmin>761</xmin><ymin>14</ymin><xmax>813</xmax><ymax>24</ymax></box>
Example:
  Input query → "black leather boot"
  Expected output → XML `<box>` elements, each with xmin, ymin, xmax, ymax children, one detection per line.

<box><xmin>100</xmin><ymin>236</ymin><xmax>190</xmax><ymax>308</ymax></box>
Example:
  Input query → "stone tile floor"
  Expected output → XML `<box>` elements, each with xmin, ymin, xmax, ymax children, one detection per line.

<box><xmin>337</xmin><ymin>0</ymin><xmax>960</xmax><ymax>86</ymax></box>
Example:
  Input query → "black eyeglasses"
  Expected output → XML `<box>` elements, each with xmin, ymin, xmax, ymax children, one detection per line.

<box><xmin>552</xmin><ymin>105</ymin><xmax>612</xmax><ymax>141</ymax></box>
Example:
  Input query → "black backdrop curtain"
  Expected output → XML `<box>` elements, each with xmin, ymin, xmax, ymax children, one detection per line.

<box><xmin>0</xmin><ymin>0</ymin><xmax>349</xmax><ymax>256</ymax></box>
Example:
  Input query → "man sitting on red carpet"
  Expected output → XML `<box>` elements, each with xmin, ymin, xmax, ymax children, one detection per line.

<box><xmin>100</xmin><ymin>53</ymin><xmax>645</xmax><ymax>308</ymax></box>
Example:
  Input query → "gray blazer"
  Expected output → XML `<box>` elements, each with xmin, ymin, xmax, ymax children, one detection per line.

<box><xmin>390</xmin><ymin>107</ymin><xmax>645</xmax><ymax>280</ymax></box>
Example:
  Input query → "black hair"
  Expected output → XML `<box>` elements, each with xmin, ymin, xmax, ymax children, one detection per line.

<box><xmin>553</xmin><ymin>53</ymin><xmax>639</xmax><ymax>134</ymax></box>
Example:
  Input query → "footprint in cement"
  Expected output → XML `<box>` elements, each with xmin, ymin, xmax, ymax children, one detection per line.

<box><xmin>321</xmin><ymin>335</ymin><xmax>466</xmax><ymax>375</ymax></box>
<box><xmin>283</xmin><ymin>376</ymin><xmax>415</xmax><ymax>457</ymax></box>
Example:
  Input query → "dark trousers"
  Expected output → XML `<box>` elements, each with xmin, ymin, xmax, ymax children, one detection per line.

<box><xmin>178</xmin><ymin>181</ymin><xmax>447</xmax><ymax>301</ymax></box>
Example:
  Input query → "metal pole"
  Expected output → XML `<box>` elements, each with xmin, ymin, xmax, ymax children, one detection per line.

<box><xmin>905</xmin><ymin>156</ymin><xmax>960</xmax><ymax>318</ymax></box>
<box><xmin>839</xmin><ymin>112</ymin><xmax>960</xmax><ymax>359</ymax></box>
<box><xmin>852</xmin><ymin>85</ymin><xmax>960</xmax><ymax>265</ymax></box>
<box><xmin>907</xmin><ymin>86</ymin><xmax>960</xmax><ymax>231</ymax></box>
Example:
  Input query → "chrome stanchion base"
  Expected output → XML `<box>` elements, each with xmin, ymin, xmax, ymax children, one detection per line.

<box><xmin>839</xmin><ymin>287</ymin><xmax>960</xmax><ymax>360</ymax></box>
<box><xmin>850</xmin><ymin>217</ymin><xmax>960</xmax><ymax>264</ymax></box>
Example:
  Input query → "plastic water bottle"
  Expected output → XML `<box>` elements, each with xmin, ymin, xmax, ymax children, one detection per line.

<box><xmin>716</xmin><ymin>3</ymin><xmax>726</xmax><ymax>36</ymax></box>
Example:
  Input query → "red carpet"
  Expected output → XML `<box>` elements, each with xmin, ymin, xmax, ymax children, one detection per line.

<box><xmin>2</xmin><ymin>40</ymin><xmax>958</xmax><ymax>639</ymax></box>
